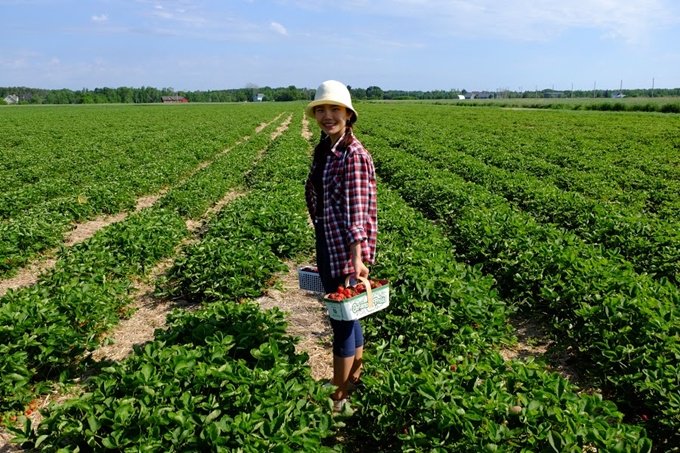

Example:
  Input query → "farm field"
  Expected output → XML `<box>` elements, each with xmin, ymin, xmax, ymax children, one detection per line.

<box><xmin>407</xmin><ymin>96</ymin><xmax>680</xmax><ymax>114</ymax></box>
<box><xmin>0</xmin><ymin>102</ymin><xmax>678</xmax><ymax>451</ymax></box>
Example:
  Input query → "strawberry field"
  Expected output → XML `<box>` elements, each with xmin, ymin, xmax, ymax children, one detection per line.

<box><xmin>1</xmin><ymin>102</ymin><xmax>678</xmax><ymax>451</ymax></box>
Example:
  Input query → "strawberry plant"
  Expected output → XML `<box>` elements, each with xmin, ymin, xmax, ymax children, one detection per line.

<box><xmin>0</xmin><ymin>208</ymin><xmax>187</xmax><ymax>411</ymax></box>
<box><xmin>366</xmin><ymin>132</ymin><xmax>679</xmax><ymax>448</ymax></box>
<box><xmin>18</xmin><ymin>301</ymin><xmax>337</xmax><ymax>451</ymax></box>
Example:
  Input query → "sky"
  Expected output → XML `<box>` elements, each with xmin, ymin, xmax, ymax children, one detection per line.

<box><xmin>2</xmin><ymin>0</ymin><xmax>680</xmax><ymax>92</ymax></box>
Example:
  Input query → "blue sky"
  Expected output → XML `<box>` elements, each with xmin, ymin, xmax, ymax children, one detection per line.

<box><xmin>2</xmin><ymin>0</ymin><xmax>679</xmax><ymax>91</ymax></box>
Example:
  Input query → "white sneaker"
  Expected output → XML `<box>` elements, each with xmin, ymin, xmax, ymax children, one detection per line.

<box><xmin>332</xmin><ymin>397</ymin><xmax>353</xmax><ymax>415</ymax></box>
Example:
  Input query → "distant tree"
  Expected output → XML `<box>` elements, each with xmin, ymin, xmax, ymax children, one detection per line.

<box><xmin>365</xmin><ymin>86</ymin><xmax>384</xmax><ymax>100</ymax></box>
<box><xmin>274</xmin><ymin>85</ymin><xmax>304</xmax><ymax>101</ymax></box>
<box><xmin>117</xmin><ymin>87</ymin><xmax>134</xmax><ymax>103</ymax></box>
<box><xmin>350</xmin><ymin>87</ymin><xmax>367</xmax><ymax>100</ymax></box>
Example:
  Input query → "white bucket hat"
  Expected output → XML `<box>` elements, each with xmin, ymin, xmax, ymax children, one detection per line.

<box><xmin>305</xmin><ymin>80</ymin><xmax>358</xmax><ymax>123</ymax></box>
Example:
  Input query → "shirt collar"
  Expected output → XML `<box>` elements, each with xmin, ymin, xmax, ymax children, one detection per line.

<box><xmin>329</xmin><ymin>129</ymin><xmax>352</xmax><ymax>157</ymax></box>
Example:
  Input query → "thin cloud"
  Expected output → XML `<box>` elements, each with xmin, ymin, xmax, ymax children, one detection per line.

<box><xmin>289</xmin><ymin>0</ymin><xmax>679</xmax><ymax>43</ymax></box>
<box><xmin>91</xmin><ymin>14</ymin><xmax>109</xmax><ymax>23</ymax></box>
<box><xmin>141</xmin><ymin>0</ymin><xmax>208</xmax><ymax>27</ymax></box>
<box><xmin>270</xmin><ymin>21</ymin><xmax>288</xmax><ymax>36</ymax></box>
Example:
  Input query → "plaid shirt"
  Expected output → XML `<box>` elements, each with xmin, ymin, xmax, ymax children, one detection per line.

<box><xmin>305</xmin><ymin>131</ymin><xmax>377</xmax><ymax>278</ymax></box>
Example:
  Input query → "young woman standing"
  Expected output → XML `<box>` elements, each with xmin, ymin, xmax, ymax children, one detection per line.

<box><xmin>304</xmin><ymin>80</ymin><xmax>378</xmax><ymax>412</ymax></box>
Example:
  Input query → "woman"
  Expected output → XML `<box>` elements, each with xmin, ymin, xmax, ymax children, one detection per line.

<box><xmin>304</xmin><ymin>80</ymin><xmax>378</xmax><ymax>412</ymax></box>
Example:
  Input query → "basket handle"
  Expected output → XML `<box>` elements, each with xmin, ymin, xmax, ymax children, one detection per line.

<box><xmin>344</xmin><ymin>275</ymin><xmax>374</xmax><ymax>308</ymax></box>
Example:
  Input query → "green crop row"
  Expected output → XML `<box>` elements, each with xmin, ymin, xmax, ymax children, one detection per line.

<box><xmin>157</xmin><ymin>114</ymin><xmax>289</xmax><ymax>219</ymax></box>
<box><xmin>0</xmin><ymin>207</ymin><xmax>188</xmax><ymax>412</ymax></box>
<box><xmin>0</xmin><ymin>104</ymin><xmax>286</xmax><ymax>277</ymax></box>
<box><xmin>335</xmin><ymin>187</ymin><xmax>648</xmax><ymax>452</ymax></box>
<box><xmin>0</xmin><ymin>113</ymin><xmax>289</xmax><ymax>413</ymax></box>
<box><xmin>366</xmin><ymin>134</ymin><xmax>679</xmax><ymax>448</ymax></box>
<box><xmin>359</xmin><ymin>105</ymin><xmax>680</xmax><ymax>220</ymax></box>
<box><xmin>0</xmin><ymin>105</ymin><xmax>284</xmax><ymax>214</ymax></box>
<box><xmin>159</xmin><ymin>114</ymin><xmax>313</xmax><ymax>303</ymax></box>
<box><xmin>16</xmin><ymin>301</ymin><xmax>335</xmax><ymax>451</ymax></box>
<box><xmin>361</xmin><ymin>121</ymin><xmax>679</xmax><ymax>285</ymax></box>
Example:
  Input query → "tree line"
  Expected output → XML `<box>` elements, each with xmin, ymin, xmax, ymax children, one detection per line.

<box><xmin>2</xmin><ymin>85</ymin><xmax>679</xmax><ymax>105</ymax></box>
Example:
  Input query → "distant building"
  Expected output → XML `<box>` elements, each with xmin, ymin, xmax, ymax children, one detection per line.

<box><xmin>457</xmin><ymin>94</ymin><xmax>466</xmax><ymax>100</ymax></box>
<box><xmin>3</xmin><ymin>94</ymin><xmax>19</xmax><ymax>104</ymax></box>
<box><xmin>161</xmin><ymin>95</ymin><xmax>189</xmax><ymax>103</ymax></box>
<box><xmin>253</xmin><ymin>93</ymin><xmax>264</xmax><ymax>102</ymax></box>
<box><xmin>612</xmin><ymin>92</ymin><xmax>626</xmax><ymax>98</ymax></box>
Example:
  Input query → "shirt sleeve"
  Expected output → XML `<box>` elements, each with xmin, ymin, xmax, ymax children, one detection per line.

<box><xmin>304</xmin><ymin>167</ymin><xmax>317</xmax><ymax>220</ymax></box>
<box><xmin>344</xmin><ymin>147</ymin><xmax>375</xmax><ymax>244</ymax></box>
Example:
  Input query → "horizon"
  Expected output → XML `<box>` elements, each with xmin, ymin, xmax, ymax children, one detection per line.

<box><xmin>3</xmin><ymin>84</ymin><xmax>679</xmax><ymax>93</ymax></box>
<box><xmin>2</xmin><ymin>1</ymin><xmax>679</xmax><ymax>92</ymax></box>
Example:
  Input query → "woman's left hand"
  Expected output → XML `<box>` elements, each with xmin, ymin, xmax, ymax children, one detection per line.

<box><xmin>350</xmin><ymin>242</ymin><xmax>369</xmax><ymax>279</ymax></box>
<box><xmin>353</xmin><ymin>257</ymin><xmax>369</xmax><ymax>279</ymax></box>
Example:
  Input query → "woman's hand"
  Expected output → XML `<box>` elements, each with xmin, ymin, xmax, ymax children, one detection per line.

<box><xmin>350</xmin><ymin>242</ymin><xmax>369</xmax><ymax>279</ymax></box>
<box><xmin>353</xmin><ymin>258</ymin><xmax>369</xmax><ymax>279</ymax></box>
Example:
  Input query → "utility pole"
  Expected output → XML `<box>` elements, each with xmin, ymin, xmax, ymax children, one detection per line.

<box><xmin>651</xmin><ymin>77</ymin><xmax>655</xmax><ymax>97</ymax></box>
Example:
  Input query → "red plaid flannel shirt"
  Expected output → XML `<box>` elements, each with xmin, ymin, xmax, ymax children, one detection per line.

<box><xmin>305</xmin><ymin>131</ymin><xmax>377</xmax><ymax>278</ymax></box>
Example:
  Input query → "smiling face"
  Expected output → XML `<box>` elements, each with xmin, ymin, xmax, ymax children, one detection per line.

<box><xmin>313</xmin><ymin>104</ymin><xmax>353</xmax><ymax>144</ymax></box>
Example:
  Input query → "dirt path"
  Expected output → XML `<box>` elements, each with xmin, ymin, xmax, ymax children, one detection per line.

<box><xmin>256</xmin><ymin>113</ymin><xmax>284</xmax><ymax>133</ymax></box>
<box><xmin>255</xmin><ymin>261</ymin><xmax>333</xmax><ymax>381</ymax></box>
<box><xmin>302</xmin><ymin>114</ymin><xmax>313</xmax><ymax>141</ymax></box>
<box><xmin>499</xmin><ymin>314</ymin><xmax>586</xmax><ymax>386</ymax></box>
<box><xmin>272</xmin><ymin>114</ymin><xmax>292</xmax><ymax>140</ymax></box>
<box><xmin>90</xmin><ymin>190</ymin><xmax>244</xmax><ymax>363</ymax></box>
<box><xmin>0</xmin><ymin>195</ymin><xmax>156</xmax><ymax>298</ymax></box>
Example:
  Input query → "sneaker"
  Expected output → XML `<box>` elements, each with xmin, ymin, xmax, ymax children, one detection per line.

<box><xmin>332</xmin><ymin>397</ymin><xmax>353</xmax><ymax>416</ymax></box>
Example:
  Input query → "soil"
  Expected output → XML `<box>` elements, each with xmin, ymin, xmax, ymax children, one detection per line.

<box><xmin>499</xmin><ymin>315</ymin><xmax>552</xmax><ymax>361</ymax></box>
<box><xmin>272</xmin><ymin>114</ymin><xmax>293</xmax><ymax>140</ymax></box>
<box><xmin>499</xmin><ymin>313</ymin><xmax>585</xmax><ymax>384</ymax></box>
<box><xmin>0</xmin><ymin>257</ymin><xmax>57</xmax><ymax>298</ymax></box>
<box><xmin>255</xmin><ymin>261</ymin><xmax>334</xmax><ymax>381</ymax></box>
<box><xmin>256</xmin><ymin>113</ymin><xmax>284</xmax><ymax>133</ymax></box>
<box><xmin>301</xmin><ymin>114</ymin><xmax>313</xmax><ymax>141</ymax></box>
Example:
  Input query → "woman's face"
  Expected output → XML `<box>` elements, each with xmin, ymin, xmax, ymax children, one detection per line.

<box><xmin>313</xmin><ymin>104</ymin><xmax>352</xmax><ymax>143</ymax></box>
